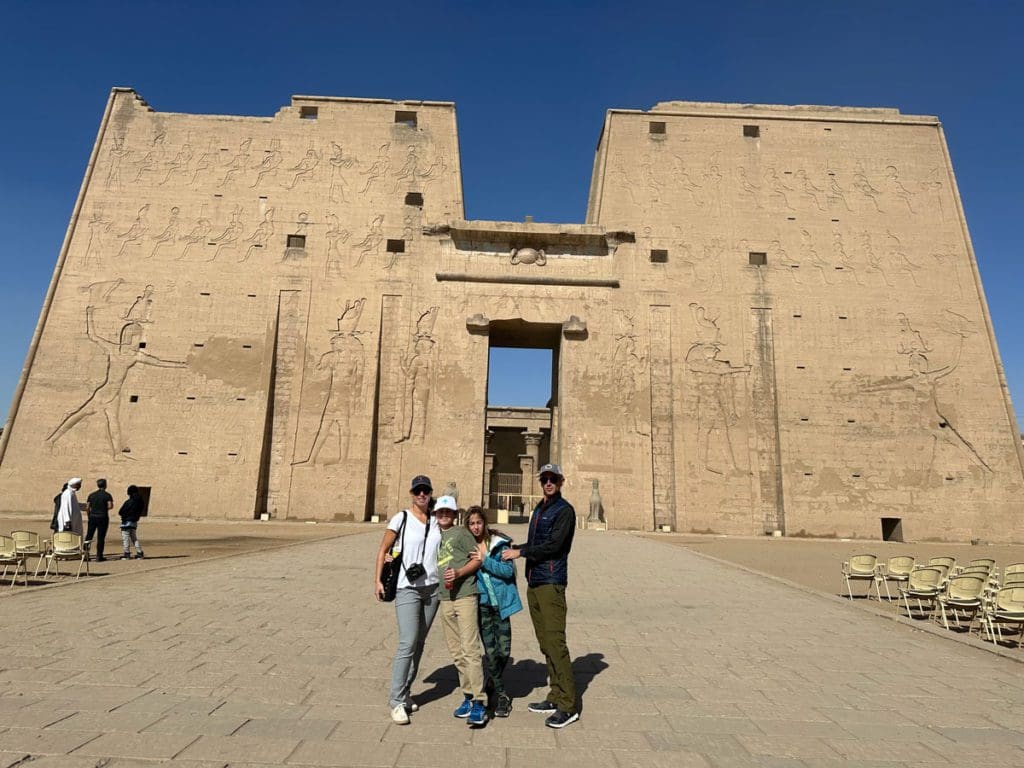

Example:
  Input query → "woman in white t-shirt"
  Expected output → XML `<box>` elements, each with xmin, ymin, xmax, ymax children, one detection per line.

<box><xmin>374</xmin><ymin>474</ymin><xmax>442</xmax><ymax>725</ymax></box>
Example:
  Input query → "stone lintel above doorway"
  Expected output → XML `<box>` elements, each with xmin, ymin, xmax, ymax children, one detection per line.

<box><xmin>429</xmin><ymin>219</ymin><xmax>634</xmax><ymax>257</ymax></box>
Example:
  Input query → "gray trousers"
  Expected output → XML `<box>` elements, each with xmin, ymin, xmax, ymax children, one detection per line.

<box><xmin>389</xmin><ymin>584</ymin><xmax>439</xmax><ymax>708</ymax></box>
<box><xmin>121</xmin><ymin>527</ymin><xmax>142</xmax><ymax>554</ymax></box>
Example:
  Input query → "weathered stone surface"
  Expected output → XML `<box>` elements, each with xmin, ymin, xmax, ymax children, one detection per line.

<box><xmin>0</xmin><ymin>89</ymin><xmax>1021</xmax><ymax>539</ymax></box>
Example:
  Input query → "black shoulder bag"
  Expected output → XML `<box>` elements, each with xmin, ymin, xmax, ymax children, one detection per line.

<box><xmin>380</xmin><ymin>511</ymin><xmax>407</xmax><ymax>602</ymax></box>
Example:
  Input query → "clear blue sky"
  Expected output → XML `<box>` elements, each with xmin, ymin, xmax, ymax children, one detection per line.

<box><xmin>1</xmin><ymin>1</ymin><xmax>1021</xmax><ymax>422</ymax></box>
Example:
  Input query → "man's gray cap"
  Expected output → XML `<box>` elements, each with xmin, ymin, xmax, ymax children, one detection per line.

<box><xmin>537</xmin><ymin>463</ymin><xmax>564</xmax><ymax>478</ymax></box>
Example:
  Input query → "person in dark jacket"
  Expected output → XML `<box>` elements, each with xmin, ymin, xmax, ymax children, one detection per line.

<box><xmin>118</xmin><ymin>485</ymin><xmax>145</xmax><ymax>559</ymax></box>
<box><xmin>501</xmin><ymin>463</ymin><xmax>578</xmax><ymax>729</ymax></box>
<box><xmin>85</xmin><ymin>478</ymin><xmax>114</xmax><ymax>561</ymax></box>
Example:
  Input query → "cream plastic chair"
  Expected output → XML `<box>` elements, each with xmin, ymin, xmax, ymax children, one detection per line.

<box><xmin>43</xmin><ymin>532</ymin><xmax>89</xmax><ymax>580</ymax></box>
<box><xmin>899</xmin><ymin>567</ymin><xmax>943</xmax><ymax>619</ymax></box>
<box><xmin>0</xmin><ymin>535</ymin><xmax>29</xmax><ymax>586</ymax></box>
<box><xmin>936</xmin><ymin>574</ymin><xmax>986</xmax><ymax>631</ymax></box>
<box><xmin>842</xmin><ymin>554</ymin><xmax>881</xmax><ymax>600</ymax></box>
<box><xmin>11</xmin><ymin>530</ymin><xmax>47</xmax><ymax>578</ymax></box>
<box><xmin>982</xmin><ymin>587</ymin><xmax>1024</xmax><ymax>648</ymax></box>
<box><xmin>1003</xmin><ymin>563</ymin><xmax>1024</xmax><ymax>578</ymax></box>
<box><xmin>1001</xmin><ymin>572</ymin><xmax>1024</xmax><ymax>588</ymax></box>
<box><xmin>877</xmin><ymin>555</ymin><xmax>915</xmax><ymax>600</ymax></box>
<box><xmin>928</xmin><ymin>556</ymin><xmax>957</xmax><ymax>573</ymax></box>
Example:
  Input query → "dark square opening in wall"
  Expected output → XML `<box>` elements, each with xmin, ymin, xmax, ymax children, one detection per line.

<box><xmin>749</xmin><ymin>251</ymin><xmax>767</xmax><ymax>266</ymax></box>
<box><xmin>394</xmin><ymin>110</ymin><xmax>418</xmax><ymax>128</ymax></box>
<box><xmin>287</xmin><ymin>234</ymin><xmax>306</xmax><ymax>249</ymax></box>
<box><xmin>386</xmin><ymin>239</ymin><xmax>405</xmax><ymax>254</ymax></box>
<box><xmin>881</xmin><ymin>517</ymin><xmax>904</xmax><ymax>542</ymax></box>
<box><xmin>649</xmin><ymin>121</ymin><xmax>666</xmax><ymax>135</ymax></box>
<box><xmin>405</xmin><ymin>192</ymin><xmax>424</xmax><ymax>207</ymax></box>
<box><xmin>138</xmin><ymin>342</ymin><xmax>147</xmax><ymax>349</ymax></box>
<box><xmin>299</xmin><ymin>106</ymin><xmax>318</xmax><ymax>120</ymax></box>
<box><xmin>743</xmin><ymin>124</ymin><xmax>760</xmax><ymax>138</ymax></box>
<box><xmin>650</xmin><ymin>249</ymin><xmax>668</xmax><ymax>263</ymax></box>
<box><xmin>129</xmin><ymin>395</ymin><xmax>139</xmax><ymax>403</ymax></box>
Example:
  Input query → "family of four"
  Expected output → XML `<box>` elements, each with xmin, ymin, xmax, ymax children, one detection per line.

<box><xmin>373</xmin><ymin>463</ymin><xmax>578</xmax><ymax>729</ymax></box>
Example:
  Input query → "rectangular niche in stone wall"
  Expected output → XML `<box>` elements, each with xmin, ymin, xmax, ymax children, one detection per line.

<box><xmin>395</xmin><ymin>110</ymin><xmax>417</xmax><ymax>127</ymax></box>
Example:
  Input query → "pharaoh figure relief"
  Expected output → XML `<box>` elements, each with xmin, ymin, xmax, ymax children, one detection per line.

<box><xmin>685</xmin><ymin>304</ymin><xmax>751</xmax><ymax>476</ymax></box>
<box><xmin>295</xmin><ymin>299</ymin><xmax>367</xmax><ymax>466</ymax></box>
<box><xmin>611</xmin><ymin>310</ymin><xmax>649</xmax><ymax>436</ymax></box>
<box><xmin>862</xmin><ymin>311</ymin><xmax>991</xmax><ymax>479</ymax></box>
<box><xmin>46</xmin><ymin>282</ymin><xmax>186</xmax><ymax>459</ymax></box>
<box><xmin>396</xmin><ymin>306</ymin><xmax>439</xmax><ymax>445</ymax></box>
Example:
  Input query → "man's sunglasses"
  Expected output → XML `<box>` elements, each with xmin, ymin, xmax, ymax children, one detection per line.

<box><xmin>539</xmin><ymin>475</ymin><xmax>560</xmax><ymax>485</ymax></box>
<box><xmin>412</xmin><ymin>487</ymin><xmax>432</xmax><ymax>496</ymax></box>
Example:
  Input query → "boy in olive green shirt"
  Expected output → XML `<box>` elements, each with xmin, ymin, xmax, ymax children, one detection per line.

<box><xmin>435</xmin><ymin>496</ymin><xmax>487</xmax><ymax>726</ymax></box>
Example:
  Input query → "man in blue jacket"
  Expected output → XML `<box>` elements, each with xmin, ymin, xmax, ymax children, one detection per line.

<box><xmin>502</xmin><ymin>463</ymin><xmax>578</xmax><ymax>728</ymax></box>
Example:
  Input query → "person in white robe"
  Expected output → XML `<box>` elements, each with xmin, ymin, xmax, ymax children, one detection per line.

<box><xmin>57</xmin><ymin>477</ymin><xmax>84</xmax><ymax>536</ymax></box>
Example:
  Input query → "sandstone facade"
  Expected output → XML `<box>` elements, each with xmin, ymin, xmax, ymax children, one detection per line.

<box><xmin>0</xmin><ymin>89</ymin><xmax>1021</xmax><ymax>540</ymax></box>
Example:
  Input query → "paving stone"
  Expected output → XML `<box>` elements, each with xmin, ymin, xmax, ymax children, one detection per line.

<box><xmin>0</xmin><ymin>728</ymin><xmax>100</xmax><ymax>755</ymax></box>
<box><xmin>72</xmin><ymin>731</ymin><xmax>199</xmax><ymax>759</ymax></box>
<box><xmin>176</xmin><ymin>734</ymin><xmax>301</xmax><ymax>763</ymax></box>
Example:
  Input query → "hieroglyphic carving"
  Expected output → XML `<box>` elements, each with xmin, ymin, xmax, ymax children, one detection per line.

<box><xmin>286</xmin><ymin>147</ymin><xmax>321</xmax><ymax>190</ymax></box>
<box><xmin>123</xmin><ymin>285</ymin><xmax>154</xmax><ymax>323</ymax></box>
<box><xmin>702</xmin><ymin>157</ymin><xmax>723</xmax><ymax>216</ymax></box>
<box><xmin>295</xmin><ymin>298</ymin><xmax>366</xmax><ymax>466</ymax></box>
<box><xmin>395</xmin><ymin>306</ymin><xmax>438</xmax><ymax>445</ymax></box>
<box><xmin>242</xmin><ymin>208</ymin><xmax>275</xmax><ymax>262</ymax></box>
<box><xmin>763</xmin><ymin>167</ymin><xmax>794</xmax><ymax>210</ymax></box>
<box><xmin>795</xmin><ymin>169</ymin><xmax>826</xmax><ymax>211</ymax></box>
<box><xmin>46</xmin><ymin>286</ymin><xmax>185</xmax><ymax>458</ymax></box>
<box><xmin>132</xmin><ymin>131</ymin><xmax>164</xmax><ymax>183</ymax></box>
<box><xmin>799</xmin><ymin>229</ymin><xmax>832</xmax><ymax>284</ymax></box>
<box><xmin>328</xmin><ymin>141</ymin><xmax>356</xmax><ymax>202</ymax></box>
<box><xmin>826</xmin><ymin>171</ymin><xmax>853</xmax><ymax>212</ymax></box>
<box><xmin>219</xmin><ymin>138</ymin><xmax>252</xmax><ymax>187</ymax></box>
<box><xmin>883</xmin><ymin>165</ymin><xmax>915</xmax><ymax>214</ymax></box>
<box><xmin>190</xmin><ymin>139</ymin><xmax>217</xmax><ymax>187</ymax></box>
<box><xmin>612</xmin><ymin>311</ymin><xmax>649</xmax><ymax>436</ymax></box>
<box><xmin>686</xmin><ymin>319</ymin><xmax>750</xmax><ymax>476</ymax></box>
<box><xmin>159</xmin><ymin>141</ymin><xmax>193</xmax><ymax>186</ymax></box>
<box><xmin>670</xmin><ymin>154</ymin><xmax>703</xmax><ymax>207</ymax></box>
<box><xmin>737</xmin><ymin>166</ymin><xmax>762</xmax><ymax>208</ymax></box>
<box><xmin>831</xmin><ymin>231</ymin><xmax>863</xmax><ymax>285</ymax></box>
<box><xmin>921</xmin><ymin>168</ymin><xmax>946</xmax><ymax>220</ymax></box>
<box><xmin>209</xmin><ymin>205</ymin><xmax>244</xmax><ymax>261</ymax></box>
<box><xmin>83</xmin><ymin>207</ymin><xmax>112</xmax><ymax>267</ymax></box>
<box><xmin>859</xmin><ymin>231</ymin><xmax>892</xmax><ymax>286</ymax></box>
<box><xmin>853</xmin><ymin>162</ymin><xmax>883</xmax><ymax>212</ymax></box>
<box><xmin>769</xmin><ymin>239</ymin><xmax>800</xmax><ymax>285</ymax></box>
<box><xmin>149</xmin><ymin>207</ymin><xmax>181</xmax><ymax>259</ymax></box>
<box><xmin>884</xmin><ymin>230</ymin><xmax>920</xmax><ymax>286</ymax></box>
<box><xmin>251</xmin><ymin>138</ymin><xmax>283</xmax><ymax>188</ymax></box>
<box><xmin>360</xmin><ymin>142</ymin><xmax>391</xmax><ymax>194</ymax></box>
<box><xmin>353</xmin><ymin>214</ymin><xmax>384</xmax><ymax>267</ymax></box>
<box><xmin>116</xmin><ymin>205</ymin><xmax>150</xmax><ymax>258</ymax></box>
<box><xmin>104</xmin><ymin>136</ymin><xmax>131</xmax><ymax>189</ymax></box>
<box><xmin>648</xmin><ymin>305</ymin><xmax>676</xmax><ymax>529</ymax></box>
<box><xmin>324</xmin><ymin>213</ymin><xmax>351</xmax><ymax>277</ymax></box>
<box><xmin>862</xmin><ymin>312</ymin><xmax>991</xmax><ymax>475</ymax></box>
<box><xmin>177</xmin><ymin>206</ymin><xmax>212</xmax><ymax>260</ymax></box>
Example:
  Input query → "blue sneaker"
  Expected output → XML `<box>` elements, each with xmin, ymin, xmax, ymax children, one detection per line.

<box><xmin>453</xmin><ymin>696</ymin><xmax>473</xmax><ymax>718</ymax></box>
<box><xmin>467</xmin><ymin>700</ymin><xmax>488</xmax><ymax>727</ymax></box>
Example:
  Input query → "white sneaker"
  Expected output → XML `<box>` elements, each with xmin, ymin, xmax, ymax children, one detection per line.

<box><xmin>390</xmin><ymin>703</ymin><xmax>410</xmax><ymax>724</ymax></box>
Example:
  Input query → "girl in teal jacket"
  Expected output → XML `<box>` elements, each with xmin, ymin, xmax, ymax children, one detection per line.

<box><xmin>466</xmin><ymin>506</ymin><xmax>522</xmax><ymax>717</ymax></box>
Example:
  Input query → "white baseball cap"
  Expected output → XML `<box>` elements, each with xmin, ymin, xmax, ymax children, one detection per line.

<box><xmin>434</xmin><ymin>495</ymin><xmax>458</xmax><ymax>512</ymax></box>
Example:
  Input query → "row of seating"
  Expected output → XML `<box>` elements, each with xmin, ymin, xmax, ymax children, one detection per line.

<box><xmin>842</xmin><ymin>554</ymin><xmax>1024</xmax><ymax>649</ymax></box>
<box><xmin>0</xmin><ymin>531</ymin><xmax>90</xmax><ymax>586</ymax></box>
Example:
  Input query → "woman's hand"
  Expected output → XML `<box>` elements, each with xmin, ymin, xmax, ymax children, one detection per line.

<box><xmin>375</xmin><ymin>580</ymin><xmax>385</xmax><ymax>602</ymax></box>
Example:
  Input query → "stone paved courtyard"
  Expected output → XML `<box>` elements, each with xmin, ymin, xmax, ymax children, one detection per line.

<box><xmin>2</xmin><ymin>526</ymin><xmax>1024</xmax><ymax>767</ymax></box>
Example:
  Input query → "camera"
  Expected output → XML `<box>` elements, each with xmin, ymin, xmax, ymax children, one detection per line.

<box><xmin>405</xmin><ymin>563</ymin><xmax>426</xmax><ymax>581</ymax></box>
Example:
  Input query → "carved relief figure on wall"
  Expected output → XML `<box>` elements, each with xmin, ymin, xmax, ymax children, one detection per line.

<box><xmin>209</xmin><ymin>205</ymin><xmax>244</xmax><ymax>261</ymax></box>
<box><xmin>83</xmin><ymin>207</ymin><xmax>112</xmax><ymax>267</ymax></box>
<box><xmin>612</xmin><ymin>311</ymin><xmax>650</xmax><ymax>436</ymax></box>
<box><xmin>360</xmin><ymin>142</ymin><xmax>391</xmax><ymax>194</ymax></box>
<box><xmin>795</xmin><ymin>169</ymin><xmax>826</xmax><ymax>211</ymax></box>
<box><xmin>159</xmin><ymin>142</ymin><xmax>193</xmax><ymax>186</ymax></box>
<box><xmin>177</xmin><ymin>207</ymin><xmax>212</xmax><ymax>260</ymax></box>
<box><xmin>883</xmin><ymin>166</ymin><xmax>916</xmax><ymax>214</ymax></box>
<box><xmin>241</xmin><ymin>208</ymin><xmax>275</xmax><ymax>262</ymax></box>
<box><xmin>800</xmin><ymin>229</ymin><xmax>832</xmax><ymax>285</ymax></box>
<box><xmin>219</xmin><ymin>138</ymin><xmax>253</xmax><ymax>187</ymax></box>
<box><xmin>47</xmin><ymin>293</ymin><xmax>186</xmax><ymax>459</ymax></box>
<box><xmin>763</xmin><ymin>167</ymin><xmax>794</xmax><ymax>210</ymax></box>
<box><xmin>826</xmin><ymin>172</ymin><xmax>853</xmax><ymax>212</ymax></box>
<box><xmin>328</xmin><ymin>142</ymin><xmax>356</xmax><ymax>202</ymax></box>
<box><xmin>148</xmin><ymin>207</ymin><xmax>181</xmax><ymax>259</ymax></box>
<box><xmin>686</xmin><ymin>335</ymin><xmax>751</xmax><ymax>476</ymax></box>
<box><xmin>116</xmin><ymin>205</ymin><xmax>150</xmax><ymax>258</ymax></box>
<box><xmin>862</xmin><ymin>312</ymin><xmax>991</xmax><ymax>476</ymax></box>
<box><xmin>737</xmin><ymin>166</ymin><xmax>762</xmax><ymax>209</ymax></box>
<box><xmin>395</xmin><ymin>307</ymin><xmax>438</xmax><ymax>445</ymax></box>
<box><xmin>324</xmin><ymin>213</ymin><xmax>351</xmax><ymax>277</ymax></box>
<box><xmin>104</xmin><ymin>136</ymin><xmax>131</xmax><ymax>189</ymax></box>
<box><xmin>286</xmin><ymin>147</ymin><xmax>321</xmax><ymax>190</ymax></box>
<box><xmin>353</xmin><ymin>214</ymin><xmax>384</xmax><ymax>267</ymax></box>
<box><xmin>852</xmin><ymin>162</ymin><xmax>883</xmax><ymax>212</ymax></box>
<box><xmin>295</xmin><ymin>299</ymin><xmax>367</xmax><ymax>466</ymax></box>
<box><xmin>251</xmin><ymin>138</ymin><xmax>284</xmax><ymax>188</ymax></box>
<box><xmin>831</xmin><ymin>231</ymin><xmax>863</xmax><ymax>285</ymax></box>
